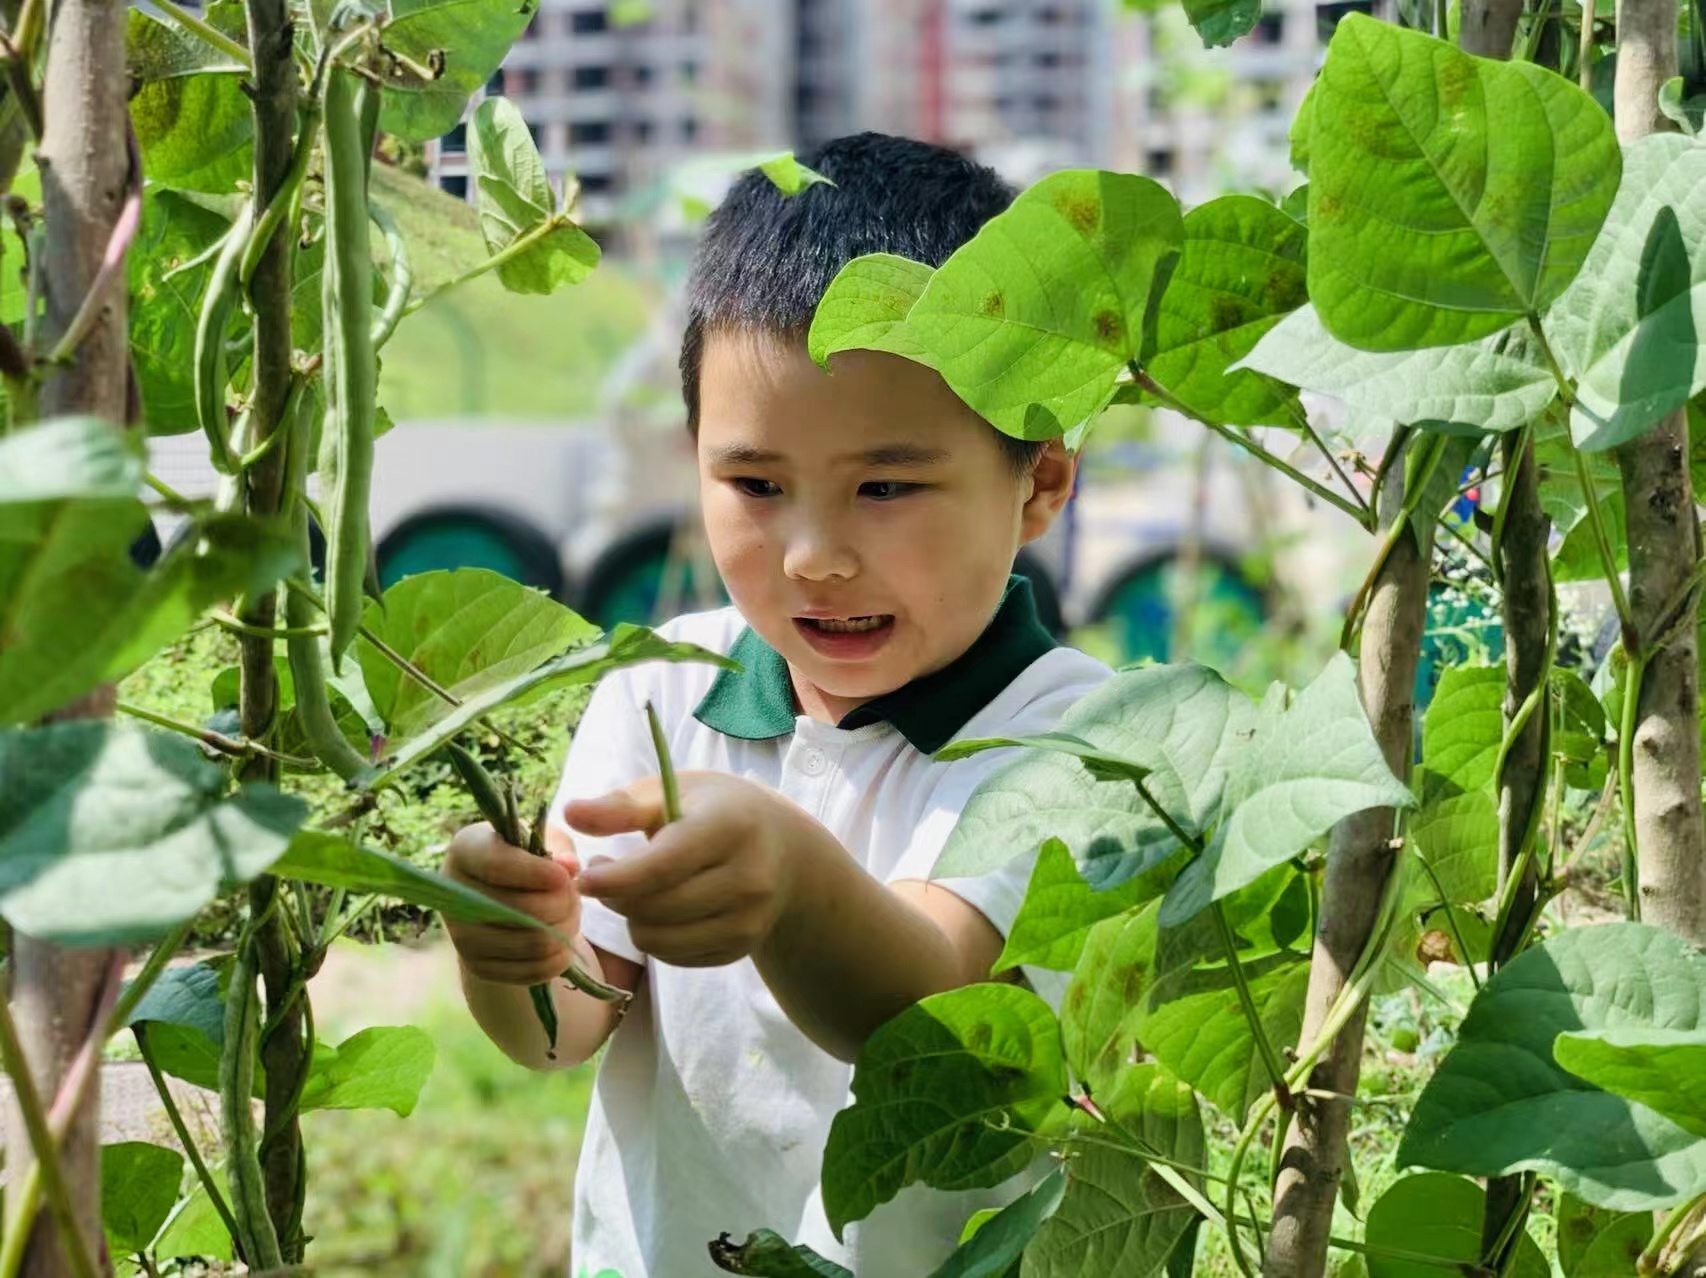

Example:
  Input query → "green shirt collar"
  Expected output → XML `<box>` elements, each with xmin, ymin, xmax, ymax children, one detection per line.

<box><xmin>693</xmin><ymin>575</ymin><xmax>1056</xmax><ymax>755</ymax></box>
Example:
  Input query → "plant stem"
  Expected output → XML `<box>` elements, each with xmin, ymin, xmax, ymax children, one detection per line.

<box><xmin>114</xmin><ymin>699</ymin><xmax>320</xmax><ymax>769</ymax></box>
<box><xmin>1211</xmin><ymin>901</ymin><xmax>1292</xmax><ymax>1107</ymax></box>
<box><xmin>151</xmin><ymin>0</ymin><xmax>252</xmax><ymax>67</ymax></box>
<box><xmin>134</xmin><ymin>1025</ymin><xmax>244</xmax><ymax>1251</ymax></box>
<box><xmin>211</xmin><ymin>608</ymin><xmax>328</xmax><ymax>640</ymax></box>
<box><xmin>1413</xmin><ymin>853</ymin><xmax>1482</xmax><ymax>990</ymax></box>
<box><xmin>1618</xmin><ymin>649</ymin><xmax>1647</xmax><ymax>920</ymax></box>
<box><xmin>1640</xmin><ymin>1192</ymin><xmax>1706</xmax><ymax>1274</ymax></box>
<box><xmin>647</xmin><ymin>700</ymin><xmax>682</xmax><ymax>822</ymax></box>
<box><xmin>1133</xmin><ymin>366</ymin><xmax>1373</xmax><ymax>527</ymax></box>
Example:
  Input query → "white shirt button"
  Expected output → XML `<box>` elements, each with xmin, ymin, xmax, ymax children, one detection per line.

<box><xmin>801</xmin><ymin>748</ymin><xmax>827</xmax><ymax>776</ymax></box>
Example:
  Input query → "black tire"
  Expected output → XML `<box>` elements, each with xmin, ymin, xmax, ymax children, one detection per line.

<box><xmin>578</xmin><ymin>517</ymin><xmax>729</xmax><ymax>630</ymax></box>
<box><xmin>1013</xmin><ymin>547</ymin><xmax>1065</xmax><ymax>638</ymax></box>
<box><xmin>1087</xmin><ymin>547</ymin><xmax>1267</xmax><ymax>667</ymax></box>
<box><xmin>129</xmin><ymin>520</ymin><xmax>162</xmax><ymax>570</ymax></box>
<box><xmin>376</xmin><ymin>504</ymin><xmax>567</xmax><ymax>600</ymax></box>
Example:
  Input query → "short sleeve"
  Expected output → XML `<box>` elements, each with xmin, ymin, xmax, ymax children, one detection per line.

<box><xmin>547</xmin><ymin>667</ymin><xmax>655</xmax><ymax>964</ymax></box>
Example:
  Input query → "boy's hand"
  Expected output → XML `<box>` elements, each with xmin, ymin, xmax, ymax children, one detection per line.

<box><xmin>442</xmin><ymin>823</ymin><xmax>582</xmax><ymax>985</ymax></box>
<box><xmin>567</xmin><ymin>773</ymin><xmax>806</xmax><ymax>967</ymax></box>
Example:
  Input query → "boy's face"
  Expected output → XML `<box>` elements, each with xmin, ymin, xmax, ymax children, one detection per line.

<box><xmin>695</xmin><ymin>329</ymin><xmax>1073</xmax><ymax>723</ymax></box>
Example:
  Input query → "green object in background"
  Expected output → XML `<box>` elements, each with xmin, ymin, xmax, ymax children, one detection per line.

<box><xmin>1414</xmin><ymin>580</ymin><xmax>1505</xmax><ymax>711</ymax></box>
<box><xmin>1093</xmin><ymin>554</ymin><xmax>1266</xmax><ymax>672</ymax></box>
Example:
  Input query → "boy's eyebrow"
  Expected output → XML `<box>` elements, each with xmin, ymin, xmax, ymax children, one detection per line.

<box><xmin>704</xmin><ymin>443</ymin><xmax>952</xmax><ymax>467</ymax></box>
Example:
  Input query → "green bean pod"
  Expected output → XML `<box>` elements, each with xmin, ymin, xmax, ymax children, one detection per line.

<box><xmin>220</xmin><ymin>934</ymin><xmax>284</xmax><ymax>1270</ymax></box>
<box><xmin>194</xmin><ymin>203</ymin><xmax>255</xmax><ymax>474</ymax></box>
<box><xmin>317</xmin><ymin>66</ymin><xmax>378</xmax><ymax>672</ymax></box>
<box><xmin>285</xmin><ymin>378</ymin><xmax>372</xmax><ymax>783</ymax></box>
<box><xmin>367</xmin><ymin>200</ymin><xmax>413</xmax><ymax>351</ymax></box>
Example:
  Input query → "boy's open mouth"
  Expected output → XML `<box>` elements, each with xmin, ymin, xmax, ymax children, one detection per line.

<box><xmin>797</xmin><ymin>615</ymin><xmax>893</xmax><ymax>634</ymax></box>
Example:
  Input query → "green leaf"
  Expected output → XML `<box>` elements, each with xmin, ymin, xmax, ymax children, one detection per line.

<box><xmin>1362</xmin><ymin>1174</ymin><xmax>1546</xmax><ymax>1278</ymax></box>
<box><xmin>1408</xmin><ymin>664</ymin><xmax>1504</xmax><ymax>906</ymax></box>
<box><xmin>377</xmin><ymin>0</ymin><xmax>539</xmax><ymax>142</ymax></box>
<box><xmin>1181</xmin><ymin>0</ymin><xmax>1262</xmax><ymax>46</ymax></box>
<box><xmin>362</xmin><ymin>623</ymin><xmax>735</xmax><ymax>786</ymax></box>
<box><xmin>153</xmin><ymin>1166</ymin><xmax>234</xmax><ymax>1262</ymax></box>
<box><xmin>995</xmin><ymin>838</ymin><xmax>1170</xmax><ymax>974</ymax></box>
<box><xmin>1145</xmin><ymin>195</ymin><xmax>1307</xmax><ymax>427</ymax></box>
<box><xmin>756</xmin><ymin>152</ymin><xmax>836</xmax><ymax>196</ymax></box>
<box><xmin>1554</xmin><ymin>668</ymin><xmax>1609</xmax><ymax>790</ymax></box>
<box><xmin>124</xmin><ymin>962</ymin><xmax>229</xmax><ymax>1093</ymax></box>
<box><xmin>1236</xmin><ymin>304</ymin><xmax>1557</xmax><ymax>432</ymax></box>
<box><xmin>1062</xmin><ymin>907</ymin><xmax>1155</xmax><ymax>1095</ymax></box>
<box><xmin>937</xmin><ymin>664</ymin><xmax>1249</xmax><ymax>887</ymax></box>
<box><xmin>905</xmin><ymin>170</ymin><xmax>1183</xmax><ymax>440</ymax></box>
<box><xmin>274</xmin><ymin>830</ymin><xmax>567</xmax><ymax>935</ymax></box>
<box><xmin>1554</xmin><ymin>488</ymin><xmax>1627</xmax><ymax>583</ymax></box>
<box><xmin>467</xmin><ymin>96</ymin><xmax>602</xmax><ymax>294</ymax></box>
<box><xmin>0</xmin><ymin>420</ymin><xmax>301</xmax><ymax>724</ymax></box>
<box><xmin>101</xmin><ymin>1142</ymin><xmax>185</xmax><ymax>1255</ymax></box>
<box><xmin>927</xmin><ymin>1167</ymin><xmax>1065</xmax><ymax>1278</ymax></box>
<box><xmin>1556</xmin><ymin>1193</ymin><xmax>1654</xmax><ymax>1277</ymax></box>
<box><xmin>808</xmin><ymin>253</ymin><xmax>939</xmax><ymax>370</ymax></box>
<box><xmin>1307</xmin><ymin>16</ymin><xmax>1620</xmax><ymax>350</ymax></box>
<box><xmin>822</xmin><ymin>983</ymin><xmax>1067</xmax><ymax>1238</ymax></box>
<box><xmin>708</xmin><ymin>1230</ymin><xmax>853</xmax><ymax>1277</ymax></box>
<box><xmin>299</xmin><ymin>1025</ymin><xmax>436</xmax><ymax>1117</ymax></box>
<box><xmin>357</xmin><ymin>568</ymin><xmax>599</xmax><ymax>739</ymax></box>
<box><xmin>1398</xmin><ymin>922</ymin><xmax>1706</xmax><ymax>1210</ymax></box>
<box><xmin>126</xmin><ymin>6</ymin><xmax>253</xmax><ymax>192</ymax></box>
<box><xmin>1160</xmin><ymin>652</ymin><xmax>1414</xmax><ymax>926</ymax></box>
<box><xmin>130</xmin><ymin>190</ymin><xmax>234</xmax><ymax>435</ymax></box>
<box><xmin>0</xmin><ymin>722</ymin><xmax>305</xmax><ymax>944</ymax></box>
<box><xmin>1547</xmin><ymin>134</ymin><xmax>1706</xmax><ymax>451</ymax></box>
<box><xmin>1555</xmin><ymin>1027</ymin><xmax>1706</xmax><ymax>1140</ymax></box>
<box><xmin>1022</xmin><ymin>1065</ymin><xmax>1202</xmax><ymax>1278</ymax></box>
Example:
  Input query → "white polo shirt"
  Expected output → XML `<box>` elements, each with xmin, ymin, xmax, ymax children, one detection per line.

<box><xmin>549</xmin><ymin>580</ymin><xmax>1110</xmax><ymax>1278</ymax></box>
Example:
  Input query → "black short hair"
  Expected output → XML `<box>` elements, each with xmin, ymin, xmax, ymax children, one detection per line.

<box><xmin>679</xmin><ymin>131</ymin><xmax>1045</xmax><ymax>472</ymax></box>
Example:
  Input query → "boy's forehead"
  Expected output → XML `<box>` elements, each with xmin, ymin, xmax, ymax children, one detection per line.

<box><xmin>696</xmin><ymin>328</ymin><xmax>988</xmax><ymax>450</ymax></box>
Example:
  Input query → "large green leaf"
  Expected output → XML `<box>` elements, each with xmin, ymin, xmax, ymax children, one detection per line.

<box><xmin>1362</xmin><ymin>1174</ymin><xmax>1546</xmax><ymax>1278</ymax></box>
<box><xmin>101</xmin><ymin>1142</ymin><xmax>185</xmax><ymax>1256</ymax></box>
<box><xmin>1160</xmin><ymin>652</ymin><xmax>1414</xmax><ymax>926</ymax></box>
<box><xmin>124</xmin><ymin>962</ymin><xmax>230</xmax><ymax>1093</ymax></box>
<box><xmin>0</xmin><ymin>722</ymin><xmax>305</xmax><ymax>944</ymax></box>
<box><xmin>126</xmin><ymin>6</ymin><xmax>252</xmax><ymax>192</ymax></box>
<box><xmin>1061</xmin><ymin>908</ymin><xmax>1154</xmax><ymax>1096</ymax></box>
<box><xmin>995</xmin><ymin>838</ymin><xmax>1171</xmax><ymax>974</ymax></box>
<box><xmin>905</xmin><ymin>170</ymin><xmax>1183</xmax><ymax>440</ymax></box>
<box><xmin>1021</xmin><ymin>1065</ymin><xmax>1201</xmax><ymax>1278</ymax></box>
<box><xmin>1306</xmin><ymin>16</ymin><xmax>1619</xmax><ymax>350</ymax></box>
<box><xmin>1237</xmin><ymin>304</ymin><xmax>1557</xmax><ymax>432</ymax></box>
<box><xmin>466</xmin><ymin>96</ymin><xmax>601</xmax><ymax>294</ymax></box>
<box><xmin>357</xmin><ymin>568</ymin><xmax>599</xmax><ymax>739</ymax></box>
<box><xmin>1547</xmin><ymin>134</ymin><xmax>1706</xmax><ymax>450</ymax></box>
<box><xmin>362</xmin><ymin>623</ymin><xmax>735</xmax><ymax>786</ymax></box>
<box><xmin>152</xmin><ymin>1166</ymin><xmax>234</xmax><ymax>1262</ymax></box>
<box><xmin>130</xmin><ymin>189</ymin><xmax>234</xmax><ymax>436</ymax></box>
<box><xmin>1399</xmin><ymin>922</ymin><xmax>1706</xmax><ymax>1209</ymax></box>
<box><xmin>1555</xmin><ymin>1027</ymin><xmax>1706</xmax><ymax>1139</ymax></box>
<box><xmin>707</xmin><ymin>1231</ymin><xmax>852</xmax><ymax>1277</ymax></box>
<box><xmin>0</xmin><ymin>419</ymin><xmax>300</xmax><ymax>724</ymax></box>
<box><xmin>821</xmin><ymin>983</ymin><xmax>1068</xmax><ymax>1237</ymax></box>
<box><xmin>929</xmin><ymin>1166</ymin><xmax>1066</xmax><ymax>1278</ymax></box>
<box><xmin>1408</xmin><ymin>665</ymin><xmax>1503</xmax><ymax>908</ymax></box>
<box><xmin>1145</xmin><ymin>194</ymin><xmax>1307</xmax><ymax>428</ymax></box>
<box><xmin>1556</xmin><ymin>1193</ymin><xmax>1654</xmax><ymax>1277</ymax></box>
<box><xmin>808</xmin><ymin>253</ymin><xmax>939</xmax><ymax>370</ymax></box>
<box><xmin>936</xmin><ymin>664</ymin><xmax>1249</xmax><ymax>887</ymax></box>
<box><xmin>299</xmin><ymin>1025</ymin><xmax>436</xmax><ymax>1117</ymax></box>
<box><xmin>377</xmin><ymin>0</ymin><xmax>539</xmax><ymax>141</ymax></box>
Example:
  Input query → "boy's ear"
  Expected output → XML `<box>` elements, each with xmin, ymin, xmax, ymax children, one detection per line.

<box><xmin>1019</xmin><ymin>440</ymin><xmax>1077</xmax><ymax>543</ymax></box>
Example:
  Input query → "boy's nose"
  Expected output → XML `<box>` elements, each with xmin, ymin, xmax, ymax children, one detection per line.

<box><xmin>782</xmin><ymin>518</ymin><xmax>858</xmax><ymax>582</ymax></box>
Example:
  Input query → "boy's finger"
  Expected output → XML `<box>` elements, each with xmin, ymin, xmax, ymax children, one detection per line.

<box><xmin>563</xmin><ymin>778</ymin><xmax>666</xmax><ymax>838</ymax></box>
<box><xmin>576</xmin><ymin>826</ymin><xmax>716</xmax><ymax>901</ymax></box>
<box><xmin>451</xmin><ymin>831</ymin><xmax>570</xmax><ymax>892</ymax></box>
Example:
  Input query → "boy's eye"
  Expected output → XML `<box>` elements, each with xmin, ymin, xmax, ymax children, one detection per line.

<box><xmin>860</xmin><ymin>481</ymin><xmax>920</xmax><ymax>501</ymax></box>
<box><xmin>732</xmin><ymin>477</ymin><xmax>781</xmax><ymax>498</ymax></box>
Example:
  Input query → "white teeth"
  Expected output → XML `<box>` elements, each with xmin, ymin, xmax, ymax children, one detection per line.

<box><xmin>813</xmin><ymin>616</ymin><xmax>887</xmax><ymax>633</ymax></box>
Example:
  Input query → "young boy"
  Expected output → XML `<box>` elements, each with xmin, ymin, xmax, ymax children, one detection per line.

<box><xmin>443</xmin><ymin>132</ymin><xmax>1108</xmax><ymax>1277</ymax></box>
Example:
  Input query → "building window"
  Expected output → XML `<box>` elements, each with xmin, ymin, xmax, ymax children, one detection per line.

<box><xmin>631</xmin><ymin>117</ymin><xmax>654</xmax><ymax>142</ymax></box>
<box><xmin>1146</xmin><ymin>148</ymin><xmax>1175</xmax><ymax>176</ymax></box>
<box><xmin>681</xmin><ymin>116</ymin><xmax>699</xmax><ymax>141</ymax></box>
<box><xmin>571</xmin><ymin>8</ymin><xmax>607</xmax><ymax>33</ymax></box>
<box><xmin>574</xmin><ymin>64</ymin><xmax>611</xmax><ymax>89</ymax></box>
<box><xmin>1253</xmin><ymin>12</ymin><xmax>1285</xmax><ymax>43</ymax></box>
<box><xmin>633</xmin><ymin>62</ymin><xmax>655</xmax><ymax>86</ymax></box>
<box><xmin>579</xmin><ymin>172</ymin><xmax>615</xmax><ymax>194</ymax></box>
<box><xmin>441</xmin><ymin>122</ymin><xmax>467</xmax><ymax>152</ymax></box>
<box><xmin>571</xmin><ymin>120</ymin><xmax>612</xmax><ymax>145</ymax></box>
<box><xmin>513</xmin><ymin>66</ymin><xmax>540</xmax><ymax>93</ymax></box>
<box><xmin>440</xmin><ymin>173</ymin><xmax>469</xmax><ymax>198</ymax></box>
<box><xmin>1317</xmin><ymin>0</ymin><xmax>1374</xmax><ymax>42</ymax></box>
<box><xmin>485</xmin><ymin>70</ymin><xmax>505</xmax><ymax>94</ymax></box>
<box><xmin>1034</xmin><ymin>93</ymin><xmax>1058</xmax><ymax>112</ymax></box>
<box><xmin>970</xmin><ymin>6</ymin><xmax>1002</xmax><ymax>24</ymax></box>
<box><xmin>526</xmin><ymin>119</ymin><xmax>543</xmax><ymax>148</ymax></box>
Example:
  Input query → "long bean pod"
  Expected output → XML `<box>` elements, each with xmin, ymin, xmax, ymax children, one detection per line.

<box><xmin>317</xmin><ymin>66</ymin><xmax>378</xmax><ymax>671</ymax></box>
<box><xmin>367</xmin><ymin>200</ymin><xmax>413</xmax><ymax>351</ymax></box>
<box><xmin>193</xmin><ymin>204</ymin><xmax>255</xmax><ymax>474</ymax></box>
<box><xmin>220</xmin><ymin>924</ymin><xmax>284</xmax><ymax>1270</ymax></box>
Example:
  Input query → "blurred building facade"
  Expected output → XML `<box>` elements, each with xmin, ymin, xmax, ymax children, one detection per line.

<box><xmin>426</xmin><ymin>0</ymin><xmax>1384</xmax><ymax>222</ymax></box>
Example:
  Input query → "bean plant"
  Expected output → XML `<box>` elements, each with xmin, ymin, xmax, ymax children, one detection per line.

<box><xmin>3</xmin><ymin>0</ymin><xmax>1706</xmax><ymax>1275</ymax></box>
